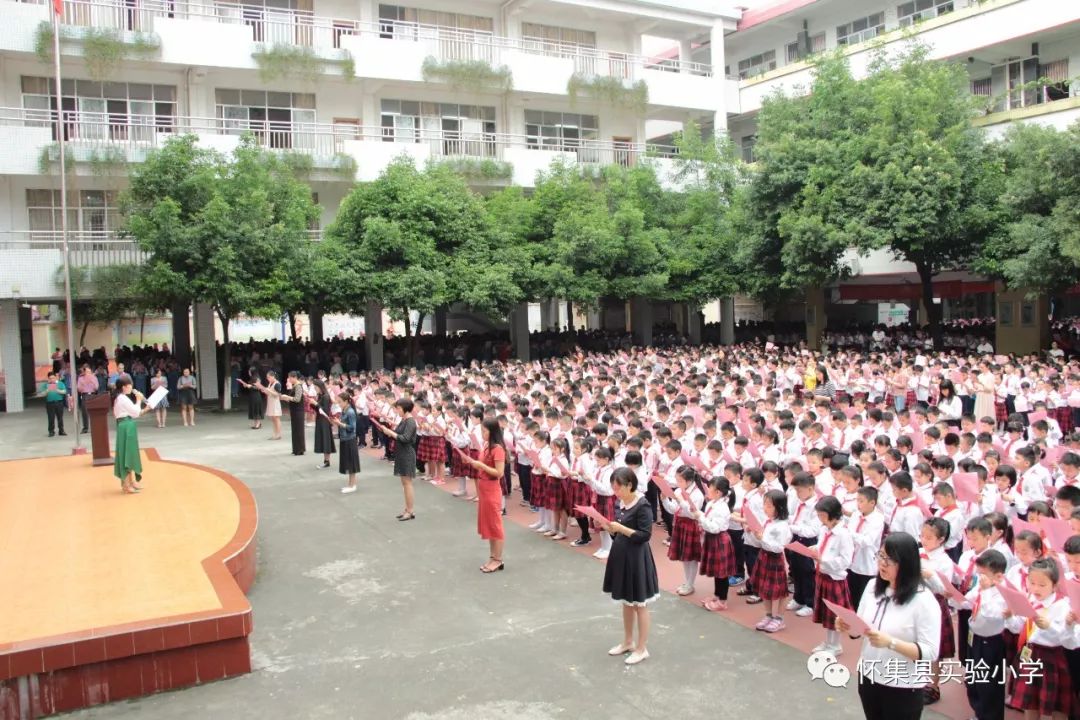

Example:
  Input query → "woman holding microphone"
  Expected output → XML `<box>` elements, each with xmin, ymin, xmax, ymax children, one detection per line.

<box><xmin>836</xmin><ymin>532</ymin><xmax>941</xmax><ymax>720</ymax></box>
<box><xmin>113</xmin><ymin>374</ymin><xmax>153</xmax><ymax>494</ymax></box>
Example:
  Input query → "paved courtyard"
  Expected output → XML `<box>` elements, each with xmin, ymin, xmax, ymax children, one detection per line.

<box><xmin>0</xmin><ymin>405</ymin><xmax>946</xmax><ymax>720</ymax></box>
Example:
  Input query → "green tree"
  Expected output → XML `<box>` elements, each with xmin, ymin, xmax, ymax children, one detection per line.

<box><xmin>977</xmin><ymin>122</ymin><xmax>1080</xmax><ymax>297</ymax></box>
<box><xmin>326</xmin><ymin>157</ymin><xmax>519</xmax><ymax>363</ymax></box>
<box><xmin>122</xmin><ymin>134</ymin><xmax>318</xmax><ymax>408</ymax></box>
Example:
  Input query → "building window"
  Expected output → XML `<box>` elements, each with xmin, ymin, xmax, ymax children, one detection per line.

<box><xmin>26</xmin><ymin>189</ymin><xmax>121</xmax><ymax>238</ymax></box>
<box><xmin>897</xmin><ymin>0</ymin><xmax>953</xmax><ymax>27</ymax></box>
<box><xmin>836</xmin><ymin>12</ymin><xmax>885</xmax><ymax>46</ymax></box>
<box><xmin>380</xmin><ymin>100</ymin><xmax>496</xmax><ymax>157</ymax></box>
<box><xmin>22</xmin><ymin>76</ymin><xmax>176</xmax><ymax>142</ymax></box>
<box><xmin>215</xmin><ymin>89</ymin><xmax>316</xmax><ymax>150</ymax></box>
<box><xmin>740</xmin><ymin>136</ymin><xmax>757</xmax><ymax>163</ymax></box>
<box><xmin>785</xmin><ymin>32</ymin><xmax>825</xmax><ymax>63</ymax></box>
<box><xmin>970</xmin><ymin>77</ymin><xmax>992</xmax><ymax>97</ymax></box>
<box><xmin>378</xmin><ymin>4</ymin><xmax>493</xmax><ymax>36</ymax></box>
<box><xmin>524</xmin><ymin>110</ymin><xmax>599</xmax><ymax>160</ymax></box>
<box><xmin>736</xmin><ymin>50</ymin><xmax>776</xmax><ymax>79</ymax></box>
<box><xmin>521</xmin><ymin>23</ymin><xmax>596</xmax><ymax>51</ymax></box>
<box><xmin>1039</xmin><ymin>59</ymin><xmax>1072</xmax><ymax>102</ymax></box>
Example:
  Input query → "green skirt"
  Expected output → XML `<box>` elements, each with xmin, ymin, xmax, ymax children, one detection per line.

<box><xmin>114</xmin><ymin>418</ymin><xmax>142</xmax><ymax>483</ymax></box>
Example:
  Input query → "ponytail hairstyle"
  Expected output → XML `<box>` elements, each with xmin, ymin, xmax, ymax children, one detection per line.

<box><xmin>677</xmin><ymin>464</ymin><xmax>705</xmax><ymax>497</ymax></box>
<box><xmin>552</xmin><ymin>436</ymin><xmax>570</xmax><ymax>462</ymax></box>
<box><xmin>708</xmin><ymin>476</ymin><xmax>735</xmax><ymax>511</ymax></box>
<box><xmin>984</xmin><ymin>511</ymin><xmax>1013</xmax><ymax>549</ymax></box>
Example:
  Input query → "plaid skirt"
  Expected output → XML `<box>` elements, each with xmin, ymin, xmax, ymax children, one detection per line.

<box><xmin>936</xmin><ymin>594</ymin><xmax>956</xmax><ymax>659</ymax></box>
<box><xmin>750</xmin><ymin>549</ymin><xmax>788</xmax><ymax>600</ymax></box>
<box><xmin>905</xmin><ymin>390</ymin><xmax>916</xmax><ymax>407</ymax></box>
<box><xmin>700</xmin><ymin>531</ymin><xmax>736</xmax><ymax>578</ymax></box>
<box><xmin>668</xmin><ymin>515</ymin><xmax>703</xmax><ymax>562</ymax></box>
<box><xmin>571</xmin><ymin>480</ymin><xmax>594</xmax><ymax>518</ymax></box>
<box><xmin>561</xmin><ymin>477</ymin><xmax>576</xmax><ymax>514</ymax></box>
<box><xmin>450</xmin><ymin>447</ymin><xmax>471</xmax><ymax>478</ymax></box>
<box><xmin>835</xmin><ymin>390</ymin><xmax>849</xmax><ymax>405</ymax></box>
<box><xmin>417</xmin><ymin>436</ymin><xmax>446</xmax><ymax>463</ymax></box>
<box><xmin>1055</xmin><ymin>406</ymin><xmax>1072</xmax><ymax>432</ymax></box>
<box><xmin>593</xmin><ymin>494</ymin><xmax>617</xmax><ymax>523</ymax></box>
<box><xmin>1012</xmin><ymin>644</ymin><xmax>1074</xmax><ymax>716</ymax></box>
<box><xmin>545</xmin><ymin>474</ymin><xmax>566</xmax><ymax>511</ymax></box>
<box><xmin>995</xmin><ymin>401</ymin><xmax>1008</xmax><ymax>425</ymax></box>
<box><xmin>812</xmin><ymin>573</ymin><xmax>852</xmax><ymax>630</ymax></box>
<box><xmin>532</xmin><ymin>473</ymin><xmax>548</xmax><ymax>507</ymax></box>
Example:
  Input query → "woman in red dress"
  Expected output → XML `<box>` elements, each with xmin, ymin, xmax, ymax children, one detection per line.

<box><xmin>464</xmin><ymin>418</ymin><xmax>507</xmax><ymax>573</ymax></box>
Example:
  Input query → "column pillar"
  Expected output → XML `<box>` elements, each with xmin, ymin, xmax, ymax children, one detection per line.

<box><xmin>710</xmin><ymin>20</ymin><xmax>728</xmax><ymax>133</ymax></box>
<box><xmin>365</xmin><ymin>301</ymin><xmax>384</xmax><ymax>371</ymax></box>
<box><xmin>587</xmin><ymin>307</ymin><xmax>601</xmax><ymax>331</ymax></box>
<box><xmin>630</xmin><ymin>297</ymin><xmax>654</xmax><ymax>347</ymax></box>
<box><xmin>510</xmin><ymin>302</ymin><xmax>530</xmax><ymax>362</ymax></box>
<box><xmin>679</xmin><ymin>38</ymin><xmax>693</xmax><ymax>68</ymax></box>
<box><xmin>805</xmin><ymin>286</ymin><xmax>826</xmax><ymax>350</ymax></box>
<box><xmin>171</xmin><ymin>301</ymin><xmax>191</xmax><ymax>369</ymax></box>
<box><xmin>434</xmin><ymin>306</ymin><xmax>448</xmax><ymax>337</ymax></box>
<box><xmin>539</xmin><ymin>298</ymin><xmax>558</xmax><ymax>331</ymax></box>
<box><xmin>309</xmin><ymin>306</ymin><xmax>324</xmax><ymax>343</ymax></box>
<box><xmin>0</xmin><ymin>300</ymin><xmax>25</xmax><ymax>412</ymax></box>
<box><xmin>688</xmin><ymin>305</ymin><xmax>703</xmax><ymax>345</ymax></box>
<box><xmin>193</xmin><ymin>302</ymin><xmax>219</xmax><ymax>404</ymax></box>
<box><xmin>720</xmin><ymin>296</ymin><xmax>735</xmax><ymax>346</ymax></box>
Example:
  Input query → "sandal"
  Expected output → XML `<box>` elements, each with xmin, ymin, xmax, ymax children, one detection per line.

<box><xmin>397</xmin><ymin>512</ymin><xmax>416</xmax><ymax>522</ymax></box>
<box><xmin>481</xmin><ymin>560</ymin><xmax>504</xmax><ymax>573</ymax></box>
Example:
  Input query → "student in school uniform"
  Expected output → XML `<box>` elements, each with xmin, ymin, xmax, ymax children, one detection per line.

<box><xmin>847</xmin><ymin>486</ymin><xmax>884</xmax><ymax>608</ymax></box>
<box><xmin>663</xmin><ymin>466</ymin><xmax>706</xmax><ymax>597</ymax></box>
<box><xmin>694</xmin><ymin>476</ymin><xmax>736</xmax><ymax>612</ymax></box>
<box><xmin>933</xmin><ymin>483</ymin><xmax>966</xmax><ymax>563</ymax></box>
<box><xmin>734</xmin><ymin>468</ymin><xmax>767</xmax><ymax>602</ymax></box>
<box><xmin>919</xmin><ymin>516</ymin><xmax>959</xmax><ymax>706</ymax></box>
<box><xmin>888</xmin><ymin>472</ymin><xmax>927</xmax><ymax>540</ymax></box>
<box><xmin>962</xmin><ymin>549</ymin><xmax>1009</xmax><ymax>720</ymax></box>
<box><xmin>589</xmin><ymin>447</ymin><xmax>617</xmax><ymax>560</ymax></box>
<box><xmin>787</xmin><ymin>472</ymin><xmax>822</xmax><ymax>618</ymax></box>
<box><xmin>810</xmin><ymin>496</ymin><xmax>854</xmax><ymax>656</ymax></box>
<box><xmin>569</xmin><ymin>438</ymin><xmax>597</xmax><ymax>548</ymax></box>
<box><xmin>747</xmin><ymin>489</ymin><xmax>793</xmax><ymax>633</ymax></box>
<box><xmin>1003</xmin><ymin>558</ymin><xmax>1075</xmax><ymax>720</ymax></box>
<box><xmin>952</xmin><ymin>517</ymin><xmax>994</xmax><ymax>665</ymax></box>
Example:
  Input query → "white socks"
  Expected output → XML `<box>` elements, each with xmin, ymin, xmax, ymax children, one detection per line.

<box><xmin>600</xmin><ymin>533</ymin><xmax>613</xmax><ymax>553</ymax></box>
<box><xmin>684</xmin><ymin>562</ymin><xmax>699</xmax><ymax>588</ymax></box>
<box><xmin>826</xmin><ymin>630</ymin><xmax>839</xmax><ymax>646</ymax></box>
<box><xmin>458</xmin><ymin>478</ymin><xmax>467</xmax><ymax>495</ymax></box>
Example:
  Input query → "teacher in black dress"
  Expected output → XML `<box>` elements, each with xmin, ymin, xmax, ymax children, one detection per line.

<box><xmin>373</xmin><ymin>398</ymin><xmax>418</xmax><ymax>521</ymax></box>
<box><xmin>600</xmin><ymin>467</ymin><xmax>660</xmax><ymax>666</ymax></box>
<box><xmin>313</xmin><ymin>379</ymin><xmax>335</xmax><ymax>468</ymax></box>
<box><xmin>281</xmin><ymin>371</ymin><xmax>306</xmax><ymax>456</ymax></box>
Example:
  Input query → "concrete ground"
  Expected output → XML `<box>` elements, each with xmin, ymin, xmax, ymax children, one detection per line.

<box><xmin>0</xmin><ymin>404</ymin><xmax>949</xmax><ymax>720</ymax></box>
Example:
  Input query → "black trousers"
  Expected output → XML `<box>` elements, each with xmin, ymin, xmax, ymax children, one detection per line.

<box><xmin>729</xmin><ymin>529</ymin><xmax>746</xmax><ymax>578</ymax></box>
<box><xmin>857</xmin><ymin>680</ymin><xmax>925</xmax><ymax>720</ymax></box>
<box><xmin>516</xmin><ymin>463</ymin><xmax>532</xmax><ymax>504</ymax></box>
<box><xmin>956</xmin><ymin>608</ymin><xmax>972</xmax><ymax>663</ymax></box>
<box><xmin>743</xmin><ymin>546</ymin><xmax>760</xmax><ymax>594</ymax></box>
<box><xmin>357</xmin><ymin>414</ymin><xmax>370</xmax><ymax>446</ymax></box>
<box><xmin>847</xmin><ymin>572</ymin><xmax>874</xmax><ymax>610</ymax></box>
<box><xmin>787</xmin><ymin>536</ymin><xmax>818</xmax><ymax>608</ymax></box>
<box><xmin>46</xmin><ymin>400</ymin><xmax>65</xmax><ymax>434</ymax></box>
<box><xmin>79</xmin><ymin>393</ymin><xmax>91</xmax><ymax>430</ymax></box>
<box><xmin>645</xmin><ymin>481</ymin><xmax>661</xmax><ymax>524</ymax></box>
<box><xmin>966</xmin><ymin>633</ymin><xmax>1005</xmax><ymax>720</ymax></box>
<box><xmin>713</xmin><ymin>577</ymin><xmax>730</xmax><ymax>601</ymax></box>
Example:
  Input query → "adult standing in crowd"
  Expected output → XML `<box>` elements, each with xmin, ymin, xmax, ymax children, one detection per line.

<box><xmin>42</xmin><ymin>371</ymin><xmax>67</xmax><ymax>437</ymax></box>
<box><xmin>283</xmin><ymin>371</ymin><xmax>307</xmax><ymax>456</ymax></box>
<box><xmin>463</xmin><ymin>418</ymin><xmax>507</xmax><ymax>573</ymax></box>
<box><xmin>373</xmin><ymin>399</ymin><xmax>418</xmax><ymax>521</ymax></box>
<box><xmin>177</xmin><ymin>368</ymin><xmax>197</xmax><ymax>427</ymax></box>
<box><xmin>113</xmin><ymin>374</ymin><xmax>152</xmax><ymax>494</ymax></box>
<box><xmin>837</xmin><ymin>532</ymin><xmax>941</xmax><ymax>720</ymax></box>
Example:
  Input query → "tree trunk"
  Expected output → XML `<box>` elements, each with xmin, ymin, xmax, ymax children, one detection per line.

<box><xmin>413</xmin><ymin>311</ymin><xmax>426</xmax><ymax>368</ymax></box>
<box><xmin>915</xmin><ymin>261</ymin><xmax>943</xmax><ymax>351</ymax></box>
<box><xmin>139</xmin><ymin>312</ymin><xmax>147</xmax><ymax>343</ymax></box>
<box><xmin>219</xmin><ymin>312</ymin><xmax>232</xmax><ymax>411</ymax></box>
<box><xmin>287</xmin><ymin>310</ymin><xmax>298</xmax><ymax>341</ymax></box>
<box><xmin>566</xmin><ymin>300</ymin><xmax>574</xmax><ymax>331</ymax></box>
<box><xmin>402</xmin><ymin>309</ymin><xmax>413</xmax><ymax>367</ymax></box>
<box><xmin>79</xmin><ymin>320</ymin><xmax>89</xmax><ymax>346</ymax></box>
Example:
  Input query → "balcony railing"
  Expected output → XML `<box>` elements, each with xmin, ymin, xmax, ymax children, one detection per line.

<box><xmin>0</xmin><ymin>230</ymin><xmax>147</xmax><ymax>267</ymax></box>
<box><xmin>1</xmin><ymin>106</ymin><xmax>678</xmax><ymax>168</ymax></box>
<box><xmin>17</xmin><ymin>0</ymin><xmax>713</xmax><ymax>78</ymax></box>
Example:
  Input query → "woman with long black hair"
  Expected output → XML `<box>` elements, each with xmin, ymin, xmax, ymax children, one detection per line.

<box><xmin>113</xmin><ymin>374</ymin><xmax>152</xmax><ymax>494</ymax></box>
<box><xmin>313</xmin><ymin>379</ymin><xmax>336</xmax><ymax>468</ymax></box>
<box><xmin>463</xmin><ymin>418</ymin><xmax>507</xmax><ymax>572</ymax></box>
<box><xmin>837</xmin><ymin>531</ymin><xmax>942</xmax><ymax>720</ymax></box>
<box><xmin>281</xmin><ymin>371</ymin><xmax>306</xmax><ymax>456</ymax></box>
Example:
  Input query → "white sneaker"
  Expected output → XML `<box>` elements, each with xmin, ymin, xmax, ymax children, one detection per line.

<box><xmin>786</xmin><ymin>599</ymin><xmax>802</xmax><ymax>611</ymax></box>
<box><xmin>340</xmin><ymin>486</ymin><xmax>357</xmax><ymax>495</ymax></box>
<box><xmin>592</xmin><ymin>549</ymin><xmax>610</xmax><ymax>560</ymax></box>
<box><xmin>625</xmin><ymin>649</ymin><xmax>650</xmax><ymax>665</ymax></box>
<box><xmin>795</xmin><ymin>606</ymin><xmax>814</xmax><ymax>617</ymax></box>
<box><xmin>811</xmin><ymin>642</ymin><xmax>831</xmax><ymax>654</ymax></box>
<box><xmin>676</xmin><ymin>585</ymin><xmax>695</xmax><ymax>596</ymax></box>
<box><xmin>528</xmin><ymin>521</ymin><xmax>543</xmax><ymax>530</ymax></box>
<box><xmin>552</xmin><ymin>533</ymin><xmax>567</xmax><ymax>541</ymax></box>
<box><xmin>827</xmin><ymin>644</ymin><xmax>843</xmax><ymax>657</ymax></box>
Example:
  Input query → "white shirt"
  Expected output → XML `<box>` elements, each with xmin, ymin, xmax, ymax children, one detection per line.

<box><xmin>759</xmin><ymin>518</ymin><xmax>793</xmax><ymax>553</ymax></box>
<box><xmin>1004</xmin><ymin>594</ymin><xmax>1072</xmax><ymax>648</ymax></box>
<box><xmin>889</xmin><ymin>499</ymin><xmax>925</xmax><ymax>540</ymax></box>
<box><xmin>113</xmin><ymin>393</ymin><xmax>142</xmax><ymax>419</ymax></box>
<box><xmin>816</xmin><ymin>525</ymin><xmax>853</xmax><ymax>581</ymax></box>
<box><xmin>963</xmin><ymin>584</ymin><xmax>1007</xmax><ymax>638</ymax></box>
<box><xmin>847</xmin><ymin>511</ymin><xmax>885</xmax><ymax>576</ymax></box>
<box><xmin>697</xmin><ymin>498</ymin><xmax>731</xmax><ymax>534</ymax></box>
<box><xmin>856</xmin><ymin>587</ymin><xmax>941</xmax><ymax>688</ymax></box>
<box><xmin>789</xmin><ymin>496</ymin><xmax>822</xmax><ymax>540</ymax></box>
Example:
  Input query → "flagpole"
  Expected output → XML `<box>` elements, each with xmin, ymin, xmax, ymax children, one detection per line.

<box><xmin>52</xmin><ymin>3</ymin><xmax>82</xmax><ymax>450</ymax></box>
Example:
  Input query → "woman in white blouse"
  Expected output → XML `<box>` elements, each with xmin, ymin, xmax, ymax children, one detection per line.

<box><xmin>113</xmin><ymin>374</ymin><xmax>152</xmax><ymax>494</ymax></box>
<box><xmin>836</xmin><ymin>532</ymin><xmax>941</xmax><ymax>720</ymax></box>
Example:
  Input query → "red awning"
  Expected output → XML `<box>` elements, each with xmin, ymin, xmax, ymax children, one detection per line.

<box><xmin>837</xmin><ymin>281</ymin><xmax>995</xmax><ymax>302</ymax></box>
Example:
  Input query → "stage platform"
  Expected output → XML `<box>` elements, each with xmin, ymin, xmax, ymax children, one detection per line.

<box><xmin>0</xmin><ymin>449</ymin><xmax>258</xmax><ymax>718</ymax></box>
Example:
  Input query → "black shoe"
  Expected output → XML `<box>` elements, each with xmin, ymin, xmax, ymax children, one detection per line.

<box><xmin>48</xmin><ymin>432</ymin><xmax>55</xmax><ymax>437</ymax></box>
<box><xmin>571</xmin><ymin>538</ymin><xmax>591</xmax><ymax>547</ymax></box>
<box><xmin>59</xmin><ymin>431</ymin><xmax>67</xmax><ymax>436</ymax></box>
<box><xmin>81</xmin><ymin>428</ymin><xmax>89</xmax><ymax>434</ymax></box>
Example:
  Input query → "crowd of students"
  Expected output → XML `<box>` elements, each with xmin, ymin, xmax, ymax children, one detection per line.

<box><xmin>301</xmin><ymin>342</ymin><xmax>1080</xmax><ymax>720</ymax></box>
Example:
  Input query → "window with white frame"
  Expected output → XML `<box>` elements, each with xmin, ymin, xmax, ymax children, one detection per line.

<box><xmin>897</xmin><ymin>0</ymin><xmax>953</xmax><ymax>27</ymax></box>
<box><xmin>1039</xmin><ymin>59</ymin><xmax>1072</xmax><ymax>102</ymax></box>
<box><xmin>524</xmin><ymin>110</ymin><xmax>599</xmax><ymax>160</ymax></box>
<box><xmin>521</xmin><ymin>23</ymin><xmax>596</xmax><ymax>52</ymax></box>
<box><xmin>380</xmin><ymin>100</ymin><xmax>496</xmax><ymax>157</ymax></box>
<box><xmin>785</xmin><ymin>33</ymin><xmax>825</xmax><ymax>63</ymax></box>
<box><xmin>836</xmin><ymin>12</ymin><xmax>885</xmax><ymax>46</ymax></box>
<box><xmin>215</xmin><ymin>89</ymin><xmax>316</xmax><ymax>150</ymax></box>
<box><xmin>21</xmin><ymin>76</ymin><xmax>176</xmax><ymax>142</ymax></box>
<box><xmin>26</xmin><ymin>189</ymin><xmax>121</xmax><ymax>238</ymax></box>
<box><xmin>378</xmin><ymin>4</ymin><xmax>493</xmax><ymax>35</ymax></box>
<box><xmin>737</xmin><ymin>50</ymin><xmax>776</xmax><ymax>79</ymax></box>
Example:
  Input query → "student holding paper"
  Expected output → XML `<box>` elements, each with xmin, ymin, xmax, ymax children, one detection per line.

<box><xmin>836</xmin><ymin>532</ymin><xmax>942</xmax><ymax>720</ymax></box>
<box><xmin>602</xmin><ymin>467</ymin><xmax>660</xmax><ymax>666</ymax></box>
<box><xmin>1003</xmin><ymin>557</ymin><xmax>1075</xmax><ymax>719</ymax></box>
<box><xmin>373</xmin><ymin>399</ymin><xmax>419</xmax><ymax>522</ymax></box>
<box><xmin>693</xmin><ymin>476</ymin><xmax>735</xmax><ymax>612</ymax></box>
<box><xmin>112</xmin><ymin>374</ymin><xmax>153</xmax><ymax>494</ymax></box>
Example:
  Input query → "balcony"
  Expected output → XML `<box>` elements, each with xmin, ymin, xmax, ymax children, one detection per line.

<box><xmin>2</xmin><ymin>0</ymin><xmax>720</xmax><ymax>111</ymax></box>
<box><xmin>0</xmin><ymin>107</ymin><xmax>679</xmax><ymax>187</ymax></box>
<box><xmin>0</xmin><ymin>231</ymin><xmax>148</xmax><ymax>300</ymax></box>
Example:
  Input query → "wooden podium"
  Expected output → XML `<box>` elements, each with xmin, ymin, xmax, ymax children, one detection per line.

<box><xmin>84</xmin><ymin>394</ymin><xmax>113</xmax><ymax>466</ymax></box>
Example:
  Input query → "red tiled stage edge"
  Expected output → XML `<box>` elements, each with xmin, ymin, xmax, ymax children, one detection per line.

<box><xmin>0</xmin><ymin>449</ymin><xmax>258</xmax><ymax>719</ymax></box>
